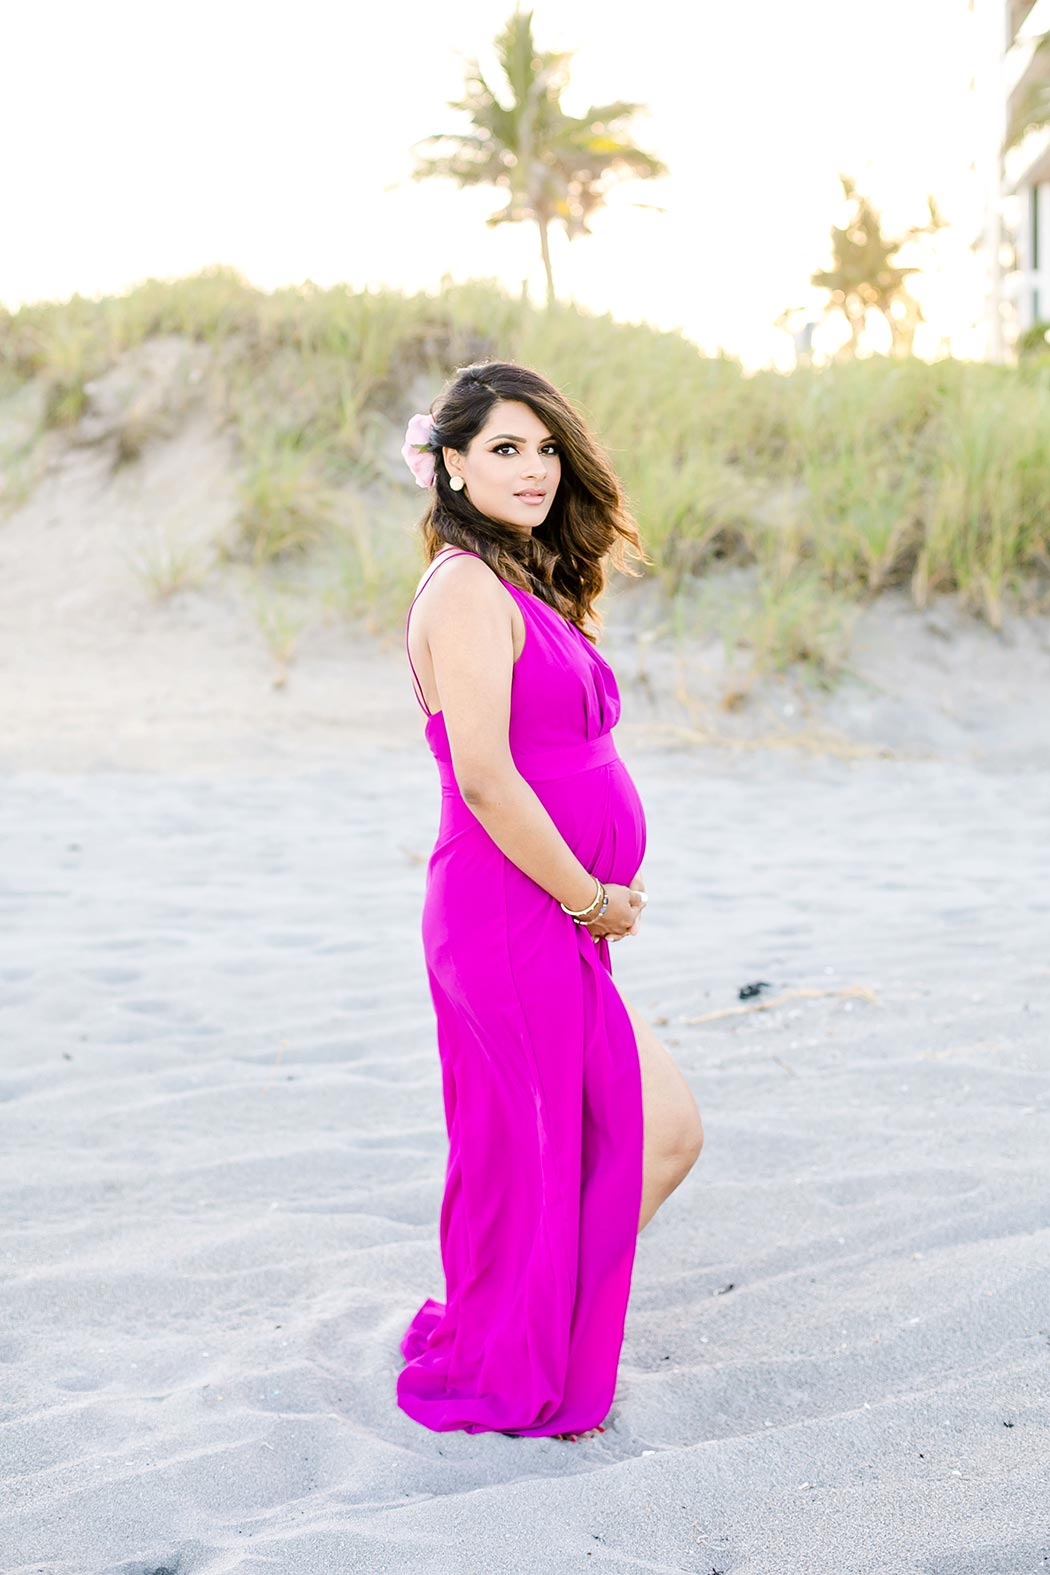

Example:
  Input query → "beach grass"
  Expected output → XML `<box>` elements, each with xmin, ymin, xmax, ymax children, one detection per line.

<box><xmin>124</xmin><ymin>526</ymin><xmax>215</xmax><ymax>601</ymax></box>
<box><xmin>2</xmin><ymin>267</ymin><xmax>1049</xmax><ymax>681</ymax></box>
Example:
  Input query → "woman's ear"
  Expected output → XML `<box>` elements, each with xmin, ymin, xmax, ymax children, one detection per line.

<box><xmin>442</xmin><ymin>446</ymin><xmax>460</xmax><ymax>482</ymax></box>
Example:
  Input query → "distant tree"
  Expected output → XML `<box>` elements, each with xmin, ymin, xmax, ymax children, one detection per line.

<box><xmin>1017</xmin><ymin>318</ymin><xmax>1050</xmax><ymax>357</ymax></box>
<box><xmin>810</xmin><ymin>175</ymin><xmax>946</xmax><ymax>357</ymax></box>
<box><xmin>410</xmin><ymin>6</ymin><xmax>668</xmax><ymax>306</ymax></box>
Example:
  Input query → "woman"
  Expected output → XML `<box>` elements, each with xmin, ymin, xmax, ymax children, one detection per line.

<box><xmin>398</xmin><ymin>361</ymin><xmax>704</xmax><ymax>1441</ymax></box>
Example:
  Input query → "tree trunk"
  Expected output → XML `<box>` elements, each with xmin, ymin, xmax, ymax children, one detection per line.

<box><xmin>538</xmin><ymin>217</ymin><xmax>555</xmax><ymax>307</ymax></box>
<box><xmin>843</xmin><ymin>295</ymin><xmax>865</xmax><ymax>356</ymax></box>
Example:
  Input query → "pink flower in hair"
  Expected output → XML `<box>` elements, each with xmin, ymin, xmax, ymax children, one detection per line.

<box><xmin>401</xmin><ymin>411</ymin><xmax>436</xmax><ymax>488</ymax></box>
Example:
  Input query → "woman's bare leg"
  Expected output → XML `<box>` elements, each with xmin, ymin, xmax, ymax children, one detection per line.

<box><xmin>619</xmin><ymin>991</ymin><xmax>704</xmax><ymax>1232</ymax></box>
<box><xmin>552</xmin><ymin>996</ymin><xmax>704</xmax><ymax>1440</ymax></box>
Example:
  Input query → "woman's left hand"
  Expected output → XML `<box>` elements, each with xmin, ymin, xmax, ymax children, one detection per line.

<box><xmin>618</xmin><ymin>871</ymin><xmax>647</xmax><ymax>939</ymax></box>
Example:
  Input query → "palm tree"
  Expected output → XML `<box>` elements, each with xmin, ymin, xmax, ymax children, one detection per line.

<box><xmin>810</xmin><ymin>175</ymin><xmax>946</xmax><ymax>357</ymax></box>
<box><xmin>1005</xmin><ymin>32</ymin><xmax>1050</xmax><ymax>150</ymax></box>
<box><xmin>410</xmin><ymin>7</ymin><xmax>667</xmax><ymax>306</ymax></box>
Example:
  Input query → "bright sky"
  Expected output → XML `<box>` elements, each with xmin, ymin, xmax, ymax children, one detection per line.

<box><xmin>3</xmin><ymin>0</ymin><xmax>981</xmax><ymax>370</ymax></box>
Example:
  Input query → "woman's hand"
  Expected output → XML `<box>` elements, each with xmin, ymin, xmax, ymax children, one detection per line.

<box><xmin>581</xmin><ymin>872</ymin><xmax>646</xmax><ymax>942</ymax></box>
<box><xmin>623</xmin><ymin>871</ymin><xmax>646</xmax><ymax>937</ymax></box>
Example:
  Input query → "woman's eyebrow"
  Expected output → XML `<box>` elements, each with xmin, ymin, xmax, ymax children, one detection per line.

<box><xmin>488</xmin><ymin>433</ymin><xmax>556</xmax><ymax>443</ymax></box>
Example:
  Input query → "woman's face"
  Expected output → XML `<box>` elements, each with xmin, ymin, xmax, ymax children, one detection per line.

<box><xmin>443</xmin><ymin>399</ymin><xmax>562</xmax><ymax>534</ymax></box>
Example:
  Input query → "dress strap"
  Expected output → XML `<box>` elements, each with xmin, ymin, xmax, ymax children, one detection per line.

<box><xmin>405</xmin><ymin>551</ymin><xmax>483</xmax><ymax>717</ymax></box>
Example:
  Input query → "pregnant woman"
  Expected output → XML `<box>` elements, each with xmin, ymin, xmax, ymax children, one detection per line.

<box><xmin>397</xmin><ymin>361</ymin><xmax>704</xmax><ymax>1441</ymax></box>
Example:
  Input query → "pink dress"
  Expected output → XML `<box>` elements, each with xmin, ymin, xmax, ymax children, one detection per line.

<box><xmin>398</xmin><ymin>549</ymin><xmax>647</xmax><ymax>1437</ymax></box>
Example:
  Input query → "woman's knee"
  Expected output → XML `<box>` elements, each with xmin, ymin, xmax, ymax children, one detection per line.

<box><xmin>668</xmin><ymin>1099</ymin><xmax>704</xmax><ymax>1173</ymax></box>
<box><xmin>623</xmin><ymin>991</ymin><xmax>704</xmax><ymax>1176</ymax></box>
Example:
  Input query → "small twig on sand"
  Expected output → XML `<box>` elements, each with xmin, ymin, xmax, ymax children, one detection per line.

<box><xmin>684</xmin><ymin>983</ymin><xmax>878</xmax><ymax>1024</ymax></box>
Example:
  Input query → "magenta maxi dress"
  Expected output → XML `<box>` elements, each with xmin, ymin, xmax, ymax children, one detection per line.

<box><xmin>398</xmin><ymin>549</ymin><xmax>647</xmax><ymax>1437</ymax></box>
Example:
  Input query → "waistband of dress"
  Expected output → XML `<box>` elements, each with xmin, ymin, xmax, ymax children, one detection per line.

<box><xmin>437</xmin><ymin>729</ymin><xmax>620</xmax><ymax>792</ymax></box>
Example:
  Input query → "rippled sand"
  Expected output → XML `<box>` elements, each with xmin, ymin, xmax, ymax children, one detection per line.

<box><xmin>2</xmin><ymin>724</ymin><xmax>1048</xmax><ymax>1573</ymax></box>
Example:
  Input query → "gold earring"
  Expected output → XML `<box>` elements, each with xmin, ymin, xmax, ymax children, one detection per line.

<box><xmin>449</xmin><ymin>475</ymin><xmax>465</xmax><ymax>491</ymax></box>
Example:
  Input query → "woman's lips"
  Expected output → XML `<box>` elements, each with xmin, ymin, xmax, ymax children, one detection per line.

<box><xmin>515</xmin><ymin>491</ymin><xmax>547</xmax><ymax>504</ymax></box>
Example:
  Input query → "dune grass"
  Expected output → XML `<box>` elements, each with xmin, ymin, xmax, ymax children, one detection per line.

<box><xmin>2</xmin><ymin>267</ymin><xmax>1049</xmax><ymax>682</ymax></box>
<box><xmin>124</xmin><ymin>527</ymin><xmax>214</xmax><ymax>601</ymax></box>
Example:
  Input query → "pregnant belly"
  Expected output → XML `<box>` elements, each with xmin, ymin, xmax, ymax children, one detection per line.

<box><xmin>427</xmin><ymin>756</ymin><xmax>646</xmax><ymax>888</ymax></box>
<box><xmin>530</xmin><ymin>758</ymin><xmax>646</xmax><ymax>888</ymax></box>
<box><xmin>422</xmin><ymin>757</ymin><xmax>646</xmax><ymax>986</ymax></box>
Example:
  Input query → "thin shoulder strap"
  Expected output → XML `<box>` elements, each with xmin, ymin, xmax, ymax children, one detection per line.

<box><xmin>404</xmin><ymin>551</ymin><xmax>482</xmax><ymax>717</ymax></box>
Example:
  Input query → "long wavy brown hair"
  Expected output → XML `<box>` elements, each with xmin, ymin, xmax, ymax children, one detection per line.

<box><xmin>413</xmin><ymin>361</ymin><xmax>650</xmax><ymax>643</ymax></box>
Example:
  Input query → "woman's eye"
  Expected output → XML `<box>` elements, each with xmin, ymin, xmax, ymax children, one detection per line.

<box><xmin>494</xmin><ymin>443</ymin><xmax>559</xmax><ymax>455</ymax></box>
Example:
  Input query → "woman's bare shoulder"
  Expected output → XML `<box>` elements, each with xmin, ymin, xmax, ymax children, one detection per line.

<box><xmin>414</xmin><ymin>550</ymin><xmax>523</xmax><ymax>663</ymax></box>
<box><xmin>414</xmin><ymin>548</ymin><xmax>500</xmax><ymax>604</ymax></box>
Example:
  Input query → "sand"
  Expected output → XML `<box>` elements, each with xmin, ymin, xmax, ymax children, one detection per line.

<box><xmin>2</xmin><ymin>394</ymin><xmax>1050</xmax><ymax>1573</ymax></box>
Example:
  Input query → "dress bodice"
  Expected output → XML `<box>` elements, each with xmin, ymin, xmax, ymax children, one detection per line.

<box><xmin>406</xmin><ymin>553</ymin><xmax>623</xmax><ymax>786</ymax></box>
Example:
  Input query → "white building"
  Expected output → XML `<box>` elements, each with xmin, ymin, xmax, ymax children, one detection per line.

<box><xmin>970</xmin><ymin>0</ymin><xmax>1050</xmax><ymax>358</ymax></box>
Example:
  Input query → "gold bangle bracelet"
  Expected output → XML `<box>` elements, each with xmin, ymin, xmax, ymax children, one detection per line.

<box><xmin>559</xmin><ymin>875</ymin><xmax>603</xmax><ymax>918</ymax></box>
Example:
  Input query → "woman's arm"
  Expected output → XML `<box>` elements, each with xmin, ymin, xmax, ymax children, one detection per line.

<box><xmin>461</xmin><ymin>773</ymin><xmax>608</xmax><ymax>915</ymax></box>
<box><xmin>425</xmin><ymin>558</ymin><xmax>600</xmax><ymax>913</ymax></box>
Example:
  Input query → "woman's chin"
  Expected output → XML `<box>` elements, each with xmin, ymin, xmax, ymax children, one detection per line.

<box><xmin>492</xmin><ymin>516</ymin><xmax>544</xmax><ymax>535</ymax></box>
<box><xmin>513</xmin><ymin>507</ymin><xmax>553</xmax><ymax>529</ymax></box>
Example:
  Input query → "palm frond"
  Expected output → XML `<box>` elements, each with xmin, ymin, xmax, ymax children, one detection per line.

<box><xmin>1004</xmin><ymin>32</ymin><xmax>1050</xmax><ymax>149</ymax></box>
<box><xmin>409</xmin><ymin>5</ymin><xmax>667</xmax><ymax>301</ymax></box>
